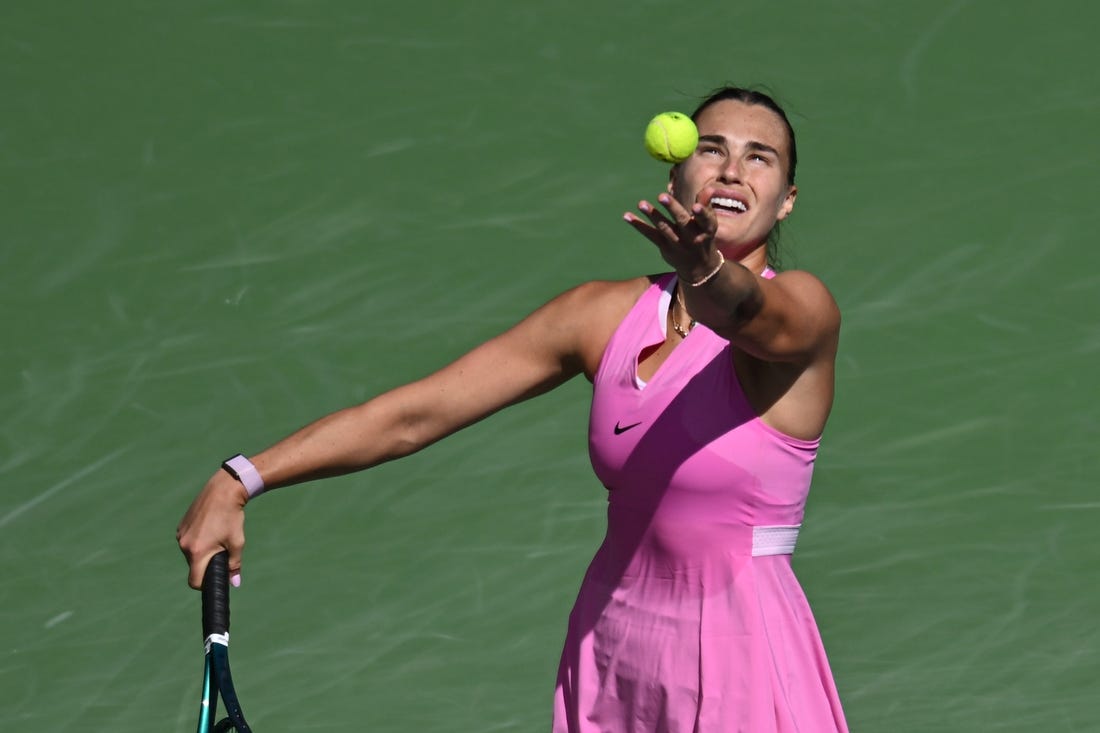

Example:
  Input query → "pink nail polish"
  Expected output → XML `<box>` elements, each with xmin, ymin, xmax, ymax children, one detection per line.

<box><xmin>231</xmin><ymin>573</ymin><xmax>241</xmax><ymax>587</ymax></box>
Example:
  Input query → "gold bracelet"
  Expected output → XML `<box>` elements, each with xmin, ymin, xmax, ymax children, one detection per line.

<box><xmin>683</xmin><ymin>251</ymin><xmax>725</xmax><ymax>287</ymax></box>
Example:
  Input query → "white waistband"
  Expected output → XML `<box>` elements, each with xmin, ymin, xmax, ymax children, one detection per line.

<box><xmin>752</xmin><ymin>525</ymin><xmax>800</xmax><ymax>556</ymax></box>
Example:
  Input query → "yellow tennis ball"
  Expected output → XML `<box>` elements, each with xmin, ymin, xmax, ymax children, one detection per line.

<box><xmin>644</xmin><ymin>111</ymin><xmax>699</xmax><ymax>163</ymax></box>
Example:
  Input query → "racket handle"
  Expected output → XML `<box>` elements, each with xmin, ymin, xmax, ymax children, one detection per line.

<box><xmin>202</xmin><ymin>551</ymin><xmax>231</xmax><ymax>640</ymax></box>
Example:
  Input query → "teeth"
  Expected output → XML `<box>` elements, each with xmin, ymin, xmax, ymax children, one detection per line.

<box><xmin>710</xmin><ymin>196</ymin><xmax>747</xmax><ymax>211</ymax></box>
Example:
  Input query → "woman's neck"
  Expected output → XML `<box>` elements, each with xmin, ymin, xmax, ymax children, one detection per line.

<box><xmin>727</xmin><ymin>245</ymin><xmax>768</xmax><ymax>275</ymax></box>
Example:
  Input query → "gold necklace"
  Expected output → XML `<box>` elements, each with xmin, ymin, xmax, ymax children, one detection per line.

<box><xmin>671</xmin><ymin>286</ymin><xmax>696</xmax><ymax>338</ymax></box>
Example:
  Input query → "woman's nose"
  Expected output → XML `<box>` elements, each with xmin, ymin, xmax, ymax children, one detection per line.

<box><xmin>717</xmin><ymin>157</ymin><xmax>743</xmax><ymax>183</ymax></box>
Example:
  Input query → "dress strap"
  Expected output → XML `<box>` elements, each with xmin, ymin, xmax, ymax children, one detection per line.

<box><xmin>751</xmin><ymin>525</ymin><xmax>800</xmax><ymax>556</ymax></box>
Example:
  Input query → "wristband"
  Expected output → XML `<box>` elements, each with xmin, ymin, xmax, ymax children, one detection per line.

<box><xmin>221</xmin><ymin>454</ymin><xmax>265</xmax><ymax>498</ymax></box>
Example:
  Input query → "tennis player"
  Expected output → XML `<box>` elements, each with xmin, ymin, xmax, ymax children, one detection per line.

<box><xmin>178</xmin><ymin>86</ymin><xmax>848</xmax><ymax>732</ymax></box>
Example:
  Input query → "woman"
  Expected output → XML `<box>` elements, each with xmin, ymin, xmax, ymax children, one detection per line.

<box><xmin>178</xmin><ymin>86</ymin><xmax>847</xmax><ymax>732</ymax></box>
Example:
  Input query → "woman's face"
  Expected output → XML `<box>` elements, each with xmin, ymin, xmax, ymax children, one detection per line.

<box><xmin>671</xmin><ymin>99</ymin><xmax>797</xmax><ymax>257</ymax></box>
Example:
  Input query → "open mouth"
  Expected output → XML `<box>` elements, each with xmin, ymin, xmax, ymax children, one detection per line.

<box><xmin>709</xmin><ymin>196</ymin><xmax>748</xmax><ymax>214</ymax></box>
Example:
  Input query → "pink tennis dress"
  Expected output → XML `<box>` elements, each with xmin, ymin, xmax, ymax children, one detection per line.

<box><xmin>552</xmin><ymin>273</ymin><xmax>848</xmax><ymax>733</ymax></box>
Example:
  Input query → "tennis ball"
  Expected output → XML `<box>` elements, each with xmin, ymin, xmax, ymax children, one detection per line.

<box><xmin>644</xmin><ymin>111</ymin><xmax>698</xmax><ymax>163</ymax></box>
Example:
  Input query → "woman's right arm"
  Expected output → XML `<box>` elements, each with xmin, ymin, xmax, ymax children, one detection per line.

<box><xmin>176</xmin><ymin>278</ymin><xmax>641</xmax><ymax>589</ymax></box>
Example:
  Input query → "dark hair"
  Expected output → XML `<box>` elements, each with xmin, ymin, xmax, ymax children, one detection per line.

<box><xmin>690</xmin><ymin>86</ymin><xmax>798</xmax><ymax>268</ymax></box>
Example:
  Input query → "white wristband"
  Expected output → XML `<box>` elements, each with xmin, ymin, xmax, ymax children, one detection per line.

<box><xmin>221</xmin><ymin>454</ymin><xmax>265</xmax><ymax>498</ymax></box>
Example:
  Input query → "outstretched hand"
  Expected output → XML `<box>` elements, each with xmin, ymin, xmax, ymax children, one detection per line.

<box><xmin>623</xmin><ymin>193</ymin><xmax>719</xmax><ymax>279</ymax></box>
<box><xmin>177</xmin><ymin>474</ymin><xmax>248</xmax><ymax>590</ymax></box>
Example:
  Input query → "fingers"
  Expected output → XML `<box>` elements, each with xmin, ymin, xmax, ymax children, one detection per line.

<box><xmin>183</xmin><ymin>546</ymin><xmax>244</xmax><ymax>590</ymax></box>
<box><xmin>623</xmin><ymin>208</ymin><xmax>668</xmax><ymax>248</ymax></box>
<box><xmin>228</xmin><ymin>546</ymin><xmax>243</xmax><ymax>588</ymax></box>
<box><xmin>622</xmin><ymin>194</ymin><xmax>718</xmax><ymax>252</ymax></box>
<box><xmin>186</xmin><ymin>551</ymin><xmax>213</xmax><ymax>591</ymax></box>
<box><xmin>661</xmin><ymin>195</ymin><xmax>717</xmax><ymax>241</ymax></box>
<box><xmin>622</xmin><ymin>198</ymin><xmax>682</xmax><ymax>244</ymax></box>
<box><xmin>656</xmin><ymin>193</ymin><xmax>691</xmax><ymax>223</ymax></box>
<box><xmin>692</xmin><ymin>203</ymin><xmax>718</xmax><ymax>239</ymax></box>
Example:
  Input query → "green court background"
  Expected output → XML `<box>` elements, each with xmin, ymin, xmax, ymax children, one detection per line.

<box><xmin>3</xmin><ymin>1</ymin><xmax>1098</xmax><ymax>730</ymax></box>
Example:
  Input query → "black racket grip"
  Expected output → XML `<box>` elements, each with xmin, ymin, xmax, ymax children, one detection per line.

<box><xmin>202</xmin><ymin>551</ymin><xmax>231</xmax><ymax>640</ymax></box>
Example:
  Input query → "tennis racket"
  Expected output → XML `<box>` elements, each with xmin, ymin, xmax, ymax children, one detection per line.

<box><xmin>196</xmin><ymin>551</ymin><xmax>253</xmax><ymax>733</ymax></box>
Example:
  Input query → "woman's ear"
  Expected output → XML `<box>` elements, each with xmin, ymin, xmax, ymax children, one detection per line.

<box><xmin>777</xmin><ymin>185</ymin><xmax>798</xmax><ymax>221</ymax></box>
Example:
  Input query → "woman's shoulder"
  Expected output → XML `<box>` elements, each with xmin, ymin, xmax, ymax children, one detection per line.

<box><xmin>558</xmin><ymin>274</ymin><xmax>663</xmax><ymax>321</ymax></box>
<box><xmin>571</xmin><ymin>273</ymin><xmax>658</xmax><ymax>296</ymax></box>
<box><xmin>517</xmin><ymin>274</ymin><xmax>656</xmax><ymax>327</ymax></box>
<box><xmin>543</xmin><ymin>275</ymin><xmax>661</xmax><ymax>378</ymax></box>
<box><xmin>765</xmin><ymin>268</ymin><xmax>841</xmax><ymax>330</ymax></box>
<box><xmin>567</xmin><ymin>272</ymin><xmax>673</xmax><ymax>301</ymax></box>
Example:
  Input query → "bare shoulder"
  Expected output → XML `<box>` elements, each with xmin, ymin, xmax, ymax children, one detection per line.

<box><xmin>545</xmin><ymin>276</ymin><xmax>653</xmax><ymax>379</ymax></box>
<box><xmin>722</xmin><ymin>267</ymin><xmax>840</xmax><ymax>366</ymax></box>
<box><xmin>409</xmin><ymin>276</ymin><xmax>653</xmax><ymax>416</ymax></box>
<box><xmin>558</xmin><ymin>275</ymin><xmax>652</xmax><ymax>314</ymax></box>
<box><xmin>769</xmin><ymin>269</ymin><xmax>839</xmax><ymax>311</ymax></box>
<box><xmin>768</xmin><ymin>269</ymin><xmax>841</xmax><ymax>338</ymax></box>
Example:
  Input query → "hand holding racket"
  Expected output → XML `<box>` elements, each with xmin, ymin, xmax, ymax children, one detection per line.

<box><xmin>197</xmin><ymin>551</ymin><xmax>253</xmax><ymax>733</ymax></box>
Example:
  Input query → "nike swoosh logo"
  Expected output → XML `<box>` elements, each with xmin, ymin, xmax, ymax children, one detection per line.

<box><xmin>613</xmin><ymin>421</ymin><xmax>643</xmax><ymax>435</ymax></box>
